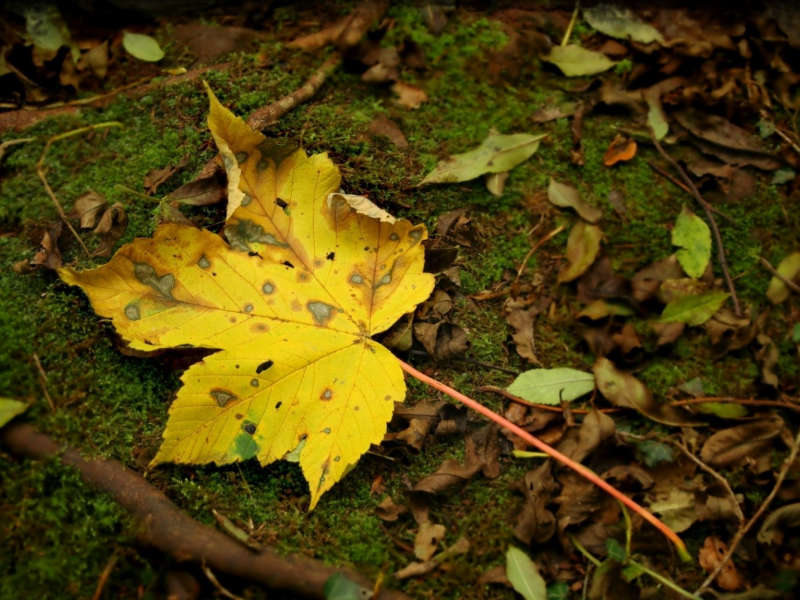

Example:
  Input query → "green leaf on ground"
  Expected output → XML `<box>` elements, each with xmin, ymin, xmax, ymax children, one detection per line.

<box><xmin>547</xmin><ymin>179</ymin><xmax>603</xmax><ymax>223</ymax></box>
<box><xmin>507</xmin><ymin>368</ymin><xmax>596</xmax><ymax>405</ymax></box>
<box><xmin>419</xmin><ymin>133</ymin><xmax>545</xmax><ymax>185</ymax></box>
<box><xmin>558</xmin><ymin>222</ymin><xmax>603</xmax><ymax>282</ymax></box>
<box><xmin>122</xmin><ymin>31</ymin><xmax>165</xmax><ymax>62</ymax></box>
<box><xmin>634</xmin><ymin>440</ymin><xmax>675</xmax><ymax>467</ymax></box>
<box><xmin>584</xmin><ymin>5</ymin><xmax>664</xmax><ymax>44</ymax></box>
<box><xmin>694</xmin><ymin>403</ymin><xmax>749</xmax><ymax>418</ymax></box>
<box><xmin>547</xmin><ymin>581</ymin><xmax>570</xmax><ymax>600</ymax></box>
<box><xmin>672</xmin><ymin>207</ymin><xmax>711</xmax><ymax>278</ymax></box>
<box><xmin>0</xmin><ymin>398</ymin><xmax>28</xmax><ymax>429</ymax></box>
<box><xmin>606</xmin><ymin>538</ymin><xmax>627</xmax><ymax>562</ymax></box>
<box><xmin>649</xmin><ymin>489</ymin><xmax>698</xmax><ymax>533</ymax></box>
<box><xmin>766</xmin><ymin>252</ymin><xmax>800</xmax><ymax>304</ymax></box>
<box><xmin>323</xmin><ymin>573</ymin><xmax>372</xmax><ymax>600</ymax></box>
<box><xmin>772</xmin><ymin>167</ymin><xmax>796</xmax><ymax>185</ymax></box>
<box><xmin>660</xmin><ymin>291</ymin><xmax>730</xmax><ymax>326</ymax></box>
<box><xmin>541</xmin><ymin>44</ymin><xmax>616</xmax><ymax>77</ymax></box>
<box><xmin>507</xmin><ymin>546</ymin><xmax>547</xmax><ymax>600</ymax></box>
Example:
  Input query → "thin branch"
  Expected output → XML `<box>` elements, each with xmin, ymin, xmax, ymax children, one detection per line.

<box><xmin>671</xmin><ymin>440</ymin><xmax>745</xmax><ymax>526</ymax></box>
<box><xmin>399</xmin><ymin>359</ymin><xmax>690</xmax><ymax>560</ymax></box>
<box><xmin>670</xmin><ymin>396</ymin><xmax>800</xmax><ymax>415</ymax></box>
<box><xmin>514</xmin><ymin>224</ymin><xmax>566</xmax><ymax>287</ymax></box>
<box><xmin>36</xmin><ymin>122</ymin><xmax>123</xmax><ymax>257</ymax></box>
<box><xmin>696</xmin><ymin>427</ymin><xmax>800</xmax><ymax>593</ymax></box>
<box><xmin>646</xmin><ymin>160</ymin><xmax>734</xmax><ymax>224</ymax></box>
<box><xmin>453</xmin><ymin>357</ymin><xmax>520</xmax><ymax>376</ymax></box>
<box><xmin>91</xmin><ymin>552</ymin><xmax>119</xmax><ymax>600</ymax></box>
<box><xmin>759</xmin><ymin>256</ymin><xmax>800</xmax><ymax>297</ymax></box>
<box><xmin>561</xmin><ymin>1</ymin><xmax>581</xmax><ymax>46</ymax></box>
<box><xmin>647</xmin><ymin>127</ymin><xmax>741</xmax><ymax>317</ymax></box>
<box><xmin>203</xmin><ymin>561</ymin><xmax>244</xmax><ymax>600</ymax></box>
<box><xmin>479</xmin><ymin>385</ymin><xmax>620</xmax><ymax>415</ymax></box>
<box><xmin>31</xmin><ymin>353</ymin><xmax>56</xmax><ymax>412</ymax></box>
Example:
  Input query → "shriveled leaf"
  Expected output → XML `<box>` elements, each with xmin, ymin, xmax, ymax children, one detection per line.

<box><xmin>755</xmin><ymin>334</ymin><xmax>779</xmax><ymax>388</ymax></box>
<box><xmin>660</xmin><ymin>291</ymin><xmax>730</xmax><ymax>326</ymax></box>
<box><xmin>375</xmin><ymin>496</ymin><xmax>408</xmax><ymax>522</ymax></box>
<box><xmin>67</xmin><ymin>190</ymin><xmax>108</xmax><ymax>229</ymax></box>
<box><xmin>558</xmin><ymin>222</ymin><xmax>603</xmax><ymax>282</ymax></box>
<box><xmin>512</xmin><ymin>461</ymin><xmax>557</xmax><ymax>545</ymax></box>
<box><xmin>566</xmin><ymin>408</ymin><xmax>615</xmax><ymax>463</ymax></box>
<box><xmin>59</xmin><ymin>85</ymin><xmax>435</xmax><ymax>509</ymax></box>
<box><xmin>414</xmin><ymin>321</ymin><xmax>470</xmax><ymax>361</ymax></box>
<box><xmin>758</xmin><ymin>503</ymin><xmax>800</xmax><ymax>545</ymax></box>
<box><xmin>507</xmin><ymin>368</ymin><xmax>595</xmax><ymax>405</ymax></box>
<box><xmin>329</xmin><ymin>193</ymin><xmax>396</xmax><ymax>224</ymax></box>
<box><xmin>541</xmin><ymin>44</ymin><xmax>616</xmax><ymax>77</ymax></box>
<box><xmin>92</xmin><ymin>203</ymin><xmax>128</xmax><ymax>258</ymax></box>
<box><xmin>649</xmin><ymin>488</ymin><xmax>697</xmax><ymax>533</ymax></box>
<box><xmin>602</xmin><ymin>135</ymin><xmax>637</xmax><ymax>166</ymax></box>
<box><xmin>766</xmin><ymin>252</ymin><xmax>800</xmax><ymax>304</ymax></box>
<box><xmin>122</xmin><ymin>31</ymin><xmax>165</xmax><ymax>62</ymax></box>
<box><xmin>323</xmin><ymin>573</ymin><xmax>372</xmax><ymax>600</ymax></box>
<box><xmin>394</xmin><ymin>537</ymin><xmax>470</xmax><ymax>580</ymax></box>
<box><xmin>700</xmin><ymin>416</ymin><xmax>784</xmax><ymax>468</ymax></box>
<box><xmin>672</xmin><ymin>207</ymin><xmax>711</xmax><ymax>278</ymax></box>
<box><xmin>506</xmin><ymin>547</ymin><xmax>547</xmax><ymax>600</ymax></box>
<box><xmin>547</xmin><ymin>179</ymin><xmax>602</xmax><ymax>223</ymax></box>
<box><xmin>420</xmin><ymin>133</ymin><xmax>545</xmax><ymax>185</ymax></box>
<box><xmin>33</xmin><ymin>221</ymin><xmax>62</xmax><ymax>270</ymax></box>
<box><xmin>0</xmin><ymin>398</ymin><xmax>28</xmax><ymax>428</ymax></box>
<box><xmin>391</xmin><ymin>81</ymin><xmax>427</xmax><ymax>110</ymax></box>
<box><xmin>699</xmin><ymin>536</ymin><xmax>742</xmax><ymax>591</ymax></box>
<box><xmin>658</xmin><ymin>278</ymin><xmax>709</xmax><ymax>304</ymax></box>
<box><xmin>593</xmin><ymin>357</ymin><xmax>700</xmax><ymax>426</ymax></box>
<box><xmin>584</xmin><ymin>5</ymin><xmax>664</xmax><ymax>44</ymax></box>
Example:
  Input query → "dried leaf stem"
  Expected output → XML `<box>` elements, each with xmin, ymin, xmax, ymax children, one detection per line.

<box><xmin>513</xmin><ymin>224</ymin><xmax>566</xmax><ymax>287</ymax></box>
<box><xmin>36</xmin><ymin>122</ymin><xmax>123</xmax><ymax>257</ymax></box>
<box><xmin>696</xmin><ymin>426</ymin><xmax>800</xmax><ymax>593</ymax></box>
<box><xmin>561</xmin><ymin>1</ymin><xmax>581</xmax><ymax>46</ymax></box>
<box><xmin>759</xmin><ymin>256</ymin><xmax>800</xmax><ymax>297</ymax></box>
<box><xmin>399</xmin><ymin>359</ymin><xmax>690</xmax><ymax>560</ymax></box>
<box><xmin>647</xmin><ymin>127</ymin><xmax>741</xmax><ymax>316</ymax></box>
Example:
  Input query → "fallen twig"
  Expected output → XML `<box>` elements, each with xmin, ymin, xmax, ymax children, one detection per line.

<box><xmin>91</xmin><ymin>552</ymin><xmax>119</xmax><ymax>600</ymax></box>
<box><xmin>0</xmin><ymin>424</ymin><xmax>409</xmax><ymax>600</ymax></box>
<box><xmin>31</xmin><ymin>353</ymin><xmax>56</xmax><ymax>412</ymax></box>
<box><xmin>400</xmin><ymin>360</ymin><xmax>691</xmax><ymax>560</ymax></box>
<box><xmin>696</xmin><ymin>426</ymin><xmax>800</xmax><ymax>594</ymax></box>
<box><xmin>647</xmin><ymin>127</ymin><xmax>742</xmax><ymax>317</ymax></box>
<box><xmin>513</xmin><ymin>224</ymin><xmax>566</xmax><ymax>288</ymax></box>
<box><xmin>759</xmin><ymin>256</ymin><xmax>800</xmax><ymax>297</ymax></box>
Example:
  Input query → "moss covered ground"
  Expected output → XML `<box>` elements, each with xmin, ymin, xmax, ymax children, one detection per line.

<box><xmin>1</xmin><ymin>4</ymin><xmax>798</xmax><ymax>599</ymax></box>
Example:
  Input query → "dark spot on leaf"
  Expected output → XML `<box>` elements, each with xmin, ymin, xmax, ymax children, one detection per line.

<box><xmin>408</xmin><ymin>228</ymin><xmax>423</xmax><ymax>242</ymax></box>
<box><xmin>326</xmin><ymin>252</ymin><xmax>335</xmax><ymax>260</ymax></box>
<box><xmin>235</xmin><ymin>413</ymin><xmax>243</xmax><ymax>419</ymax></box>
<box><xmin>257</xmin><ymin>159</ymin><xmax>269</xmax><ymax>171</ymax></box>
<box><xmin>235</xmin><ymin>151</ymin><xmax>248</xmax><ymax>164</ymax></box>
<box><xmin>334</xmin><ymin>456</ymin><xmax>341</xmax><ymax>462</ymax></box>
<box><xmin>275</xmin><ymin>401</ymin><xmax>283</xmax><ymax>409</ymax></box>
<box><xmin>226</xmin><ymin>219</ymin><xmax>288</xmax><ymax>252</ymax></box>
<box><xmin>389</xmin><ymin>233</ymin><xmax>399</xmax><ymax>241</ymax></box>
<box><xmin>262</xmin><ymin>282</ymin><xmax>274</xmax><ymax>294</ymax></box>
<box><xmin>198</xmin><ymin>256</ymin><xmax>210</xmax><ymax>268</ymax></box>
<box><xmin>243</xmin><ymin>423</ymin><xmax>256</xmax><ymax>435</ymax></box>
<box><xmin>354</xmin><ymin>406</ymin><xmax>359</xmax><ymax>411</ymax></box>
<box><xmin>283</xmin><ymin>261</ymin><xmax>294</xmax><ymax>268</ymax></box>
<box><xmin>241</xmin><ymin>194</ymin><xmax>253</xmax><ymax>207</ymax></box>
<box><xmin>250</xmin><ymin>379</ymin><xmax>259</xmax><ymax>387</ymax></box>
<box><xmin>350</xmin><ymin>274</ymin><xmax>363</xmax><ymax>284</ymax></box>
<box><xmin>276</xmin><ymin>198</ymin><xmax>288</xmax><ymax>209</ymax></box>
<box><xmin>323</xmin><ymin>427</ymin><xmax>331</xmax><ymax>434</ymax></box>
<box><xmin>211</xmin><ymin>389</ymin><xmax>237</xmax><ymax>407</ymax></box>
<box><xmin>308</xmin><ymin>301</ymin><xmax>334</xmax><ymax>324</ymax></box>
<box><xmin>134</xmin><ymin>263</ymin><xmax>175</xmax><ymax>299</ymax></box>
<box><xmin>125</xmin><ymin>304</ymin><xmax>140</xmax><ymax>321</ymax></box>
<box><xmin>248</xmin><ymin>251</ymin><xmax>263</xmax><ymax>259</ymax></box>
<box><xmin>244</xmin><ymin>304</ymin><xmax>254</xmax><ymax>313</ymax></box>
<box><xmin>256</xmin><ymin>360</ymin><xmax>273</xmax><ymax>374</ymax></box>
<box><xmin>385</xmin><ymin>395</ymin><xmax>391</xmax><ymax>401</ymax></box>
<box><xmin>321</xmin><ymin>388</ymin><xmax>333</xmax><ymax>401</ymax></box>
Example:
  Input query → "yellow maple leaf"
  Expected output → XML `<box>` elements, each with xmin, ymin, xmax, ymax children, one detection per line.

<box><xmin>59</xmin><ymin>85</ymin><xmax>435</xmax><ymax>508</ymax></box>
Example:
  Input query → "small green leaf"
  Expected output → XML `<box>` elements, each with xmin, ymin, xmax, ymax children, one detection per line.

<box><xmin>647</xmin><ymin>98</ymin><xmax>669</xmax><ymax>140</ymax></box>
<box><xmin>323</xmin><ymin>573</ymin><xmax>373</xmax><ymax>600</ymax></box>
<box><xmin>420</xmin><ymin>133</ymin><xmax>545</xmax><ymax>185</ymax></box>
<box><xmin>772</xmin><ymin>167</ymin><xmax>796</xmax><ymax>185</ymax></box>
<box><xmin>541</xmin><ymin>44</ymin><xmax>616</xmax><ymax>77</ymax></box>
<box><xmin>507</xmin><ymin>368</ymin><xmax>596</xmax><ymax>405</ymax></box>
<box><xmin>513</xmin><ymin>450</ymin><xmax>550</xmax><ymax>459</ymax></box>
<box><xmin>606</xmin><ymin>538</ymin><xmax>627</xmax><ymax>563</ymax></box>
<box><xmin>507</xmin><ymin>546</ymin><xmax>548</xmax><ymax>600</ymax></box>
<box><xmin>766</xmin><ymin>252</ymin><xmax>800</xmax><ymax>305</ymax></box>
<box><xmin>584</xmin><ymin>5</ymin><xmax>664</xmax><ymax>44</ymax></box>
<box><xmin>123</xmin><ymin>31</ymin><xmax>165</xmax><ymax>62</ymax></box>
<box><xmin>672</xmin><ymin>207</ymin><xmax>711</xmax><ymax>278</ymax></box>
<box><xmin>621</xmin><ymin>561</ymin><xmax>645</xmax><ymax>582</ymax></box>
<box><xmin>558</xmin><ymin>222</ymin><xmax>603</xmax><ymax>282</ymax></box>
<box><xmin>660</xmin><ymin>291</ymin><xmax>730</xmax><ymax>326</ymax></box>
<box><xmin>634</xmin><ymin>440</ymin><xmax>674</xmax><ymax>468</ymax></box>
<box><xmin>576</xmin><ymin>299</ymin><xmax>635</xmax><ymax>320</ymax></box>
<box><xmin>547</xmin><ymin>179</ymin><xmax>603</xmax><ymax>223</ymax></box>
<box><xmin>547</xmin><ymin>581</ymin><xmax>570</xmax><ymax>600</ymax></box>
<box><xmin>793</xmin><ymin>323</ymin><xmax>800</xmax><ymax>343</ymax></box>
<box><xmin>694</xmin><ymin>402</ymin><xmax>749</xmax><ymax>418</ymax></box>
<box><xmin>0</xmin><ymin>398</ymin><xmax>28</xmax><ymax>429</ymax></box>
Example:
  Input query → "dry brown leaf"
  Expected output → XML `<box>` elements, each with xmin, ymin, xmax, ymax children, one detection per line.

<box><xmin>32</xmin><ymin>221</ymin><xmax>62</xmax><ymax>270</ymax></box>
<box><xmin>168</xmin><ymin>171</ymin><xmax>227</xmax><ymax>206</ymax></box>
<box><xmin>755</xmin><ymin>334</ymin><xmax>780</xmax><ymax>388</ymax></box>
<box><xmin>561</xmin><ymin>408</ymin><xmax>616</xmax><ymax>463</ymax></box>
<box><xmin>67</xmin><ymin>190</ymin><xmax>108</xmax><ymax>228</ymax></box>
<box><xmin>699</xmin><ymin>536</ymin><xmax>743</xmax><ymax>591</ymax></box>
<box><xmin>386</xmin><ymin>399</ymin><xmax>446</xmax><ymax>451</ymax></box>
<box><xmin>505</xmin><ymin>297</ymin><xmax>552</xmax><ymax>364</ymax></box>
<box><xmin>699</xmin><ymin>416</ymin><xmax>784</xmax><ymax>468</ymax></box>
<box><xmin>414</xmin><ymin>321</ymin><xmax>470</xmax><ymax>361</ymax></box>
<box><xmin>415</xmin><ymin>521</ymin><xmax>446</xmax><ymax>561</ymax></box>
<box><xmin>375</xmin><ymin>496</ymin><xmax>408</xmax><ymax>522</ymax></box>
<box><xmin>392</xmin><ymin>81</ymin><xmax>428</xmax><ymax>110</ymax></box>
<box><xmin>92</xmin><ymin>202</ymin><xmax>128</xmax><ymax>257</ymax></box>
<box><xmin>512</xmin><ymin>460</ymin><xmax>558</xmax><ymax>545</ymax></box>
<box><xmin>366</xmin><ymin>114</ymin><xmax>409</xmax><ymax>149</ymax></box>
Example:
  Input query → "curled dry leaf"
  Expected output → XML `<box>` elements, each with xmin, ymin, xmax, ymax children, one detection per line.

<box><xmin>593</xmin><ymin>357</ymin><xmax>701</xmax><ymax>426</ymax></box>
<box><xmin>32</xmin><ymin>221</ymin><xmax>63</xmax><ymax>270</ymax></box>
<box><xmin>375</xmin><ymin>496</ymin><xmax>408</xmax><ymax>522</ymax></box>
<box><xmin>329</xmin><ymin>193</ymin><xmax>396</xmax><ymax>224</ymax></box>
<box><xmin>512</xmin><ymin>460</ymin><xmax>557</xmax><ymax>545</ymax></box>
<box><xmin>547</xmin><ymin>179</ymin><xmax>602</xmax><ymax>223</ymax></box>
<box><xmin>92</xmin><ymin>203</ymin><xmax>128</xmax><ymax>258</ymax></box>
<box><xmin>699</xmin><ymin>416</ymin><xmax>784</xmax><ymax>468</ymax></box>
<box><xmin>631</xmin><ymin>254</ymin><xmax>684</xmax><ymax>303</ymax></box>
<box><xmin>602</xmin><ymin>135</ymin><xmax>637</xmax><ymax>167</ymax></box>
<box><xmin>414</xmin><ymin>321</ymin><xmax>471</xmax><ymax>361</ymax></box>
<box><xmin>758</xmin><ymin>503</ymin><xmax>800</xmax><ymax>545</ymax></box>
<box><xmin>699</xmin><ymin>536</ymin><xmax>743</xmax><ymax>591</ymax></box>
<box><xmin>394</xmin><ymin>537</ymin><xmax>470</xmax><ymax>580</ymax></box>
<box><xmin>505</xmin><ymin>297</ymin><xmax>552</xmax><ymax>364</ymax></box>
<box><xmin>562</xmin><ymin>408</ymin><xmax>616</xmax><ymax>464</ymax></box>
<box><xmin>144</xmin><ymin>154</ymin><xmax>189</xmax><ymax>195</ymax></box>
<box><xmin>558</xmin><ymin>222</ymin><xmax>603</xmax><ymax>283</ymax></box>
<box><xmin>168</xmin><ymin>171</ymin><xmax>227</xmax><ymax>206</ymax></box>
<box><xmin>754</xmin><ymin>334</ymin><xmax>779</xmax><ymax>388</ymax></box>
<box><xmin>67</xmin><ymin>190</ymin><xmax>108</xmax><ymax>228</ymax></box>
<box><xmin>385</xmin><ymin>399</ymin><xmax>446</xmax><ymax>451</ymax></box>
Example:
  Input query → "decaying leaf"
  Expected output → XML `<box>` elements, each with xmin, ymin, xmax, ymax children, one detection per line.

<box><xmin>329</xmin><ymin>193</ymin><xmax>396</xmax><ymax>224</ymax></box>
<box><xmin>649</xmin><ymin>488</ymin><xmax>697</xmax><ymax>533</ymax></box>
<box><xmin>584</xmin><ymin>5</ymin><xmax>664</xmax><ymax>44</ymax></box>
<box><xmin>92</xmin><ymin>203</ymin><xmax>128</xmax><ymax>258</ymax></box>
<box><xmin>59</xmin><ymin>86</ymin><xmax>435</xmax><ymax>508</ymax></box>
<box><xmin>144</xmin><ymin>154</ymin><xmax>189</xmax><ymax>195</ymax></box>
<box><xmin>602</xmin><ymin>135</ymin><xmax>637</xmax><ymax>167</ymax></box>
<box><xmin>593</xmin><ymin>357</ymin><xmax>700</xmax><ymax>426</ymax></box>
<box><xmin>765</xmin><ymin>252</ymin><xmax>800</xmax><ymax>304</ymax></box>
<box><xmin>672</xmin><ymin>207</ymin><xmax>711</xmax><ymax>278</ymax></box>
<box><xmin>394</xmin><ymin>537</ymin><xmax>470</xmax><ymax>580</ymax></box>
<box><xmin>385</xmin><ymin>399</ymin><xmax>445</xmax><ymax>451</ymax></box>
<box><xmin>391</xmin><ymin>81</ymin><xmax>428</xmax><ymax>110</ymax></box>
<box><xmin>755</xmin><ymin>334</ymin><xmax>780</xmax><ymax>388</ymax></box>
<box><xmin>658</xmin><ymin>278</ymin><xmax>709</xmax><ymax>304</ymax></box>
<box><xmin>699</xmin><ymin>416</ymin><xmax>784</xmax><ymax>468</ymax></box>
<box><xmin>547</xmin><ymin>179</ymin><xmax>602</xmax><ymax>223</ymax></box>
<box><xmin>506</xmin><ymin>546</ymin><xmax>547</xmax><ymax>600</ymax></box>
<box><xmin>420</xmin><ymin>133</ymin><xmax>545</xmax><ymax>185</ymax></box>
<box><xmin>375</xmin><ymin>496</ymin><xmax>408</xmax><ymax>522</ymax></box>
<box><xmin>558</xmin><ymin>222</ymin><xmax>603</xmax><ymax>282</ymax></box>
<box><xmin>562</xmin><ymin>408</ymin><xmax>616</xmax><ymax>464</ymax></box>
<box><xmin>414</xmin><ymin>321</ymin><xmax>471</xmax><ymax>361</ymax></box>
<box><xmin>541</xmin><ymin>44</ymin><xmax>616</xmax><ymax>77</ymax></box>
<box><xmin>0</xmin><ymin>398</ymin><xmax>29</xmax><ymax>429</ymax></box>
<box><xmin>699</xmin><ymin>536</ymin><xmax>743</xmax><ymax>591</ymax></box>
<box><xmin>758</xmin><ymin>503</ymin><xmax>800</xmax><ymax>545</ymax></box>
<box><xmin>507</xmin><ymin>368</ymin><xmax>595</xmax><ymax>405</ymax></box>
<box><xmin>32</xmin><ymin>221</ymin><xmax>63</xmax><ymax>270</ymax></box>
<box><xmin>505</xmin><ymin>297</ymin><xmax>552</xmax><ymax>364</ymax></box>
<box><xmin>660</xmin><ymin>291</ymin><xmax>730</xmax><ymax>326</ymax></box>
<box><xmin>415</xmin><ymin>521</ymin><xmax>446</xmax><ymax>561</ymax></box>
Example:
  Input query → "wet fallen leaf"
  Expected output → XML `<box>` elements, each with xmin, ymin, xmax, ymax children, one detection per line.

<box><xmin>391</xmin><ymin>81</ymin><xmax>428</xmax><ymax>110</ymax></box>
<box><xmin>541</xmin><ymin>44</ymin><xmax>616</xmax><ymax>77</ymax></box>
<box><xmin>0</xmin><ymin>398</ymin><xmax>28</xmax><ymax>428</ymax></box>
<box><xmin>699</xmin><ymin>416</ymin><xmax>784</xmax><ymax>468</ymax></box>
<box><xmin>660</xmin><ymin>291</ymin><xmax>730</xmax><ymax>326</ymax></box>
<box><xmin>559</xmin><ymin>222</ymin><xmax>603</xmax><ymax>282</ymax></box>
<box><xmin>765</xmin><ymin>252</ymin><xmax>800</xmax><ymax>304</ymax></box>
<box><xmin>758</xmin><ymin>503</ymin><xmax>800</xmax><ymax>545</ymax></box>
<box><xmin>602</xmin><ymin>135</ymin><xmax>637</xmax><ymax>166</ymax></box>
<box><xmin>584</xmin><ymin>5</ymin><xmax>664</xmax><ymax>44</ymax></box>
<box><xmin>420</xmin><ymin>133</ymin><xmax>545</xmax><ymax>185</ymax></box>
<box><xmin>506</xmin><ymin>546</ymin><xmax>547</xmax><ymax>600</ymax></box>
<box><xmin>506</xmin><ymin>368</ymin><xmax>595</xmax><ymax>405</ymax></box>
<box><xmin>649</xmin><ymin>488</ymin><xmax>697</xmax><ymax>533</ymax></box>
<box><xmin>699</xmin><ymin>536</ymin><xmax>743</xmax><ymax>591</ymax></box>
<box><xmin>122</xmin><ymin>31</ymin><xmax>165</xmax><ymax>62</ymax></box>
<box><xmin>375</xmin><ymin>496</ymin><xmax>408</xmax><ymax>522</ymax></box>
<box><xmin>547</xmin><ymin>179</ymin><xmax>603</xmax><ymax>223</ymax></box>
<box><xmin>415</xmin><ymin>521</ymin><xmax>446</xmax><ymax>560</ymax></box>
<box><xmin>59</xmin><ymin>85</ymin><xmax>435</xmax><ymax>508</ymax></box>
<box><xmin>593</xmin><ymin>357</ymin><xmax>700</xmax><ymax>426</ymax></box>
<box><xmin>672</xmin><ymin>207</ymin><xmax>711</xmax><ymax>278</ymax></box>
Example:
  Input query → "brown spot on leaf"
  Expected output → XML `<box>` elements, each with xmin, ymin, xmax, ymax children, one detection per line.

<box><xmin>321</xmin><ymin>388</ymin><xmax>333</xmax><ymax>401</ymax></box>
<box><xmin>210</xmin><ymin>389</ymin><xmax>237</xmax><ymax>407</ymax></box>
